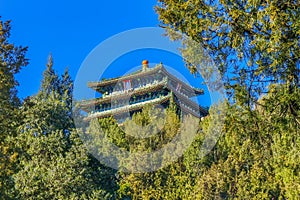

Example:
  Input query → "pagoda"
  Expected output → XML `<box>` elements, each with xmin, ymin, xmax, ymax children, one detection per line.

<box><xmin>80</xmin><ymin>60</ymin><xmax>208</xmax><ymax>121</ymax></box>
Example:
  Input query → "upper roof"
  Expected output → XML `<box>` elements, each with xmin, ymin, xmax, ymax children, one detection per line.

<box><xmin>87</xmin><ymin>63</ymin><xmax>204</xmax><ymax>96</ymax></box>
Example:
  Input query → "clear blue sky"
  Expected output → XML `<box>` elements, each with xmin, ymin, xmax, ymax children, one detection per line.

<box><xmin>1</xmin><ymin>0</ymin><xmax>211</xmax><ymax>106</ymax></box>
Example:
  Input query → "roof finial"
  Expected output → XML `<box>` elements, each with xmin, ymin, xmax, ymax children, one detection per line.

<box><xmin>142</xmin><ymin>60</ymin><xmax>149</xmax><ymax>71</ymax></box>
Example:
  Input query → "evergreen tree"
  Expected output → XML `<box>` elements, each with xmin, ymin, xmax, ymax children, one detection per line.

<box><xmin>0</xmin><ymin>18</ymin><xmax>28</xmax><ymax>199</ymax></box>
<box><xmin>15</xmin><ymin>59</ymin><xmax>117</xmax><ymax>199</ymax></box>
<box><xmin>39</xmin><ymin>54</ymin><xmax>60</xmax><ymax>98</ymax></box>
<box><xmin>14</xmin><ymin>128</ymin><xmax>116</xmax><ymax>199</ymax></box>
<box><xmin>60</xmin><ymin>67</ymin><xmax>73</xmax><ymax>110</ymax></box>
<box><xmin>20</xmin><ymin>56</ymin><xmax>74</xmax><ymax>135</ymax></box>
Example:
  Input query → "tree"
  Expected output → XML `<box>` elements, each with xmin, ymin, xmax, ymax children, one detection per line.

<box><xmin>156</xmin><ymin>1</ymin><xmax>300</xmax><ymax>199</ymax></box>
<box><xmin>39</xmin><ymin>54</ymin><xmax>60</xmax><ymax>98</ymax></box>
<box><xmin>190</xmin><ymin>85</ymin><xmax>299</xmax><ymax>199</ymax></box>
<box><xmin>117</xmin><ymin>105</ymin><xmax>203</xmax><ymax>200</ymax></box>
<box><xmin>156</xmin><ymin>0</ymin><xmax>300</xmax><ymax>103</ymax></box>
<box><xmin>15</xmin><ymin>59</ymin><xmax>117</xmax><ymax>199</ymax></box>
<box><xmin>60</xmin><ymin>67</ymin><xmax>73</xmax><ymax>110</ymax></box>
<box><xmin>20</xmin><ymin>56</ymin><xmax>74</xmax><ymax>135</ymax></box>
<box><xmin>14</xmin><ymin>129</ymin><xmax>116</xmax><ymax>200</ymax></box>
<box><xmin>39</xmin><ymin>54</ymin><xmax>73</xmax><ymax>108</ymax></box>
<box><xmin>0</xmin><ymin>18</ymin><xmax>28</xmax><ymax>199</ymax></box>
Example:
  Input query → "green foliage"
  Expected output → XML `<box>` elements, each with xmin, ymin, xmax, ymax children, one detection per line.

<box><xmin>39</xmin><ymin>54</ymin><xmax>59</xmax><ymax>96</ymax></box>
<box><xmin>14</xmin><ymin>129</ymin><xmax>115</xmax><ymax>200</ymax></box>
<box><xmin>187</xmin><ymin>85</ymin><xmax>299</xmax><ymax>199</ymax></box>
<box><xmin>39</xmin><ymin>54</ymin><xmax>73</xmax><ymax>104</ymax></box>
<box><xmin>12</xmin><ymin>56</ymin><xmax>117</xmax><ymax>199</ymax></box>
<box><xmin>0</xmin><ymin>18</ymin><xmax>28</xmax><ymax>199</ymax></box>
<box><xmin>20</xmin><ymin>56</ymin><xmax>74</xmax><ymax>134</ymax></box>
<box><xmin>116</xmin><ymin>106</ymin><xmax>202</xmax><ymax>200</ymax></box>
<box><xmin>156</xmin><ymin>0</ymin><xmax>300</xmax><ymax>99</ymax></box>
<box><xmin>82</xmin><ymin>88</ymin><xmax>298</xmax><ymax>199</ymax></box>
<box><xmin>20</xmin><ymin>94</ymin><xmax>72</xmax><ymax>135</ymax></box>
<box><xmin>155</xmin><ymin>1</ymin><xmax>299</xmax><ymax>199</ymax></box>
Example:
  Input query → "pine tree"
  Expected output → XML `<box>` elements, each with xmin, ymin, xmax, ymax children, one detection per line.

<box><xmin>0</xmin><ymin>18</ymin><xmax>28</xmax><ymax>199</ymax></box>
<box><xmin>14</xmin><ymin>128</ymin><xmax>117</xmax><ymax>199</ymax></box>
<box><xmin>39</xmin><ymin>54</ymin><xmax>60</xmax><ymax>98</ymax></box>
<box><xmin>20</xmin><ymin>56</ymin><xmax>74</xmax><ymax>135</ymax></box>
<box><xmin>15</xmin><ymin>58</ymin><xmax>118</xmax><ymax>199</ymax></box>
<box><xmin>60</xmin><ymin>67</ymin><xmax>73</xmax><ymax>109</ymax></box>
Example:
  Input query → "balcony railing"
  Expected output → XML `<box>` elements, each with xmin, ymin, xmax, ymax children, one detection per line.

<box><xmin>86</xmin><ymin>94</ymin><xmax>171</xmax><ymax>120</ymax></box>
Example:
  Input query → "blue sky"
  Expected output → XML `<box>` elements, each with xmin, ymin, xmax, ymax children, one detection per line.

<box><xmin>1</xmin><ymin>0</ymin><xmax>211</xmax><ymax>106</ymax></box>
